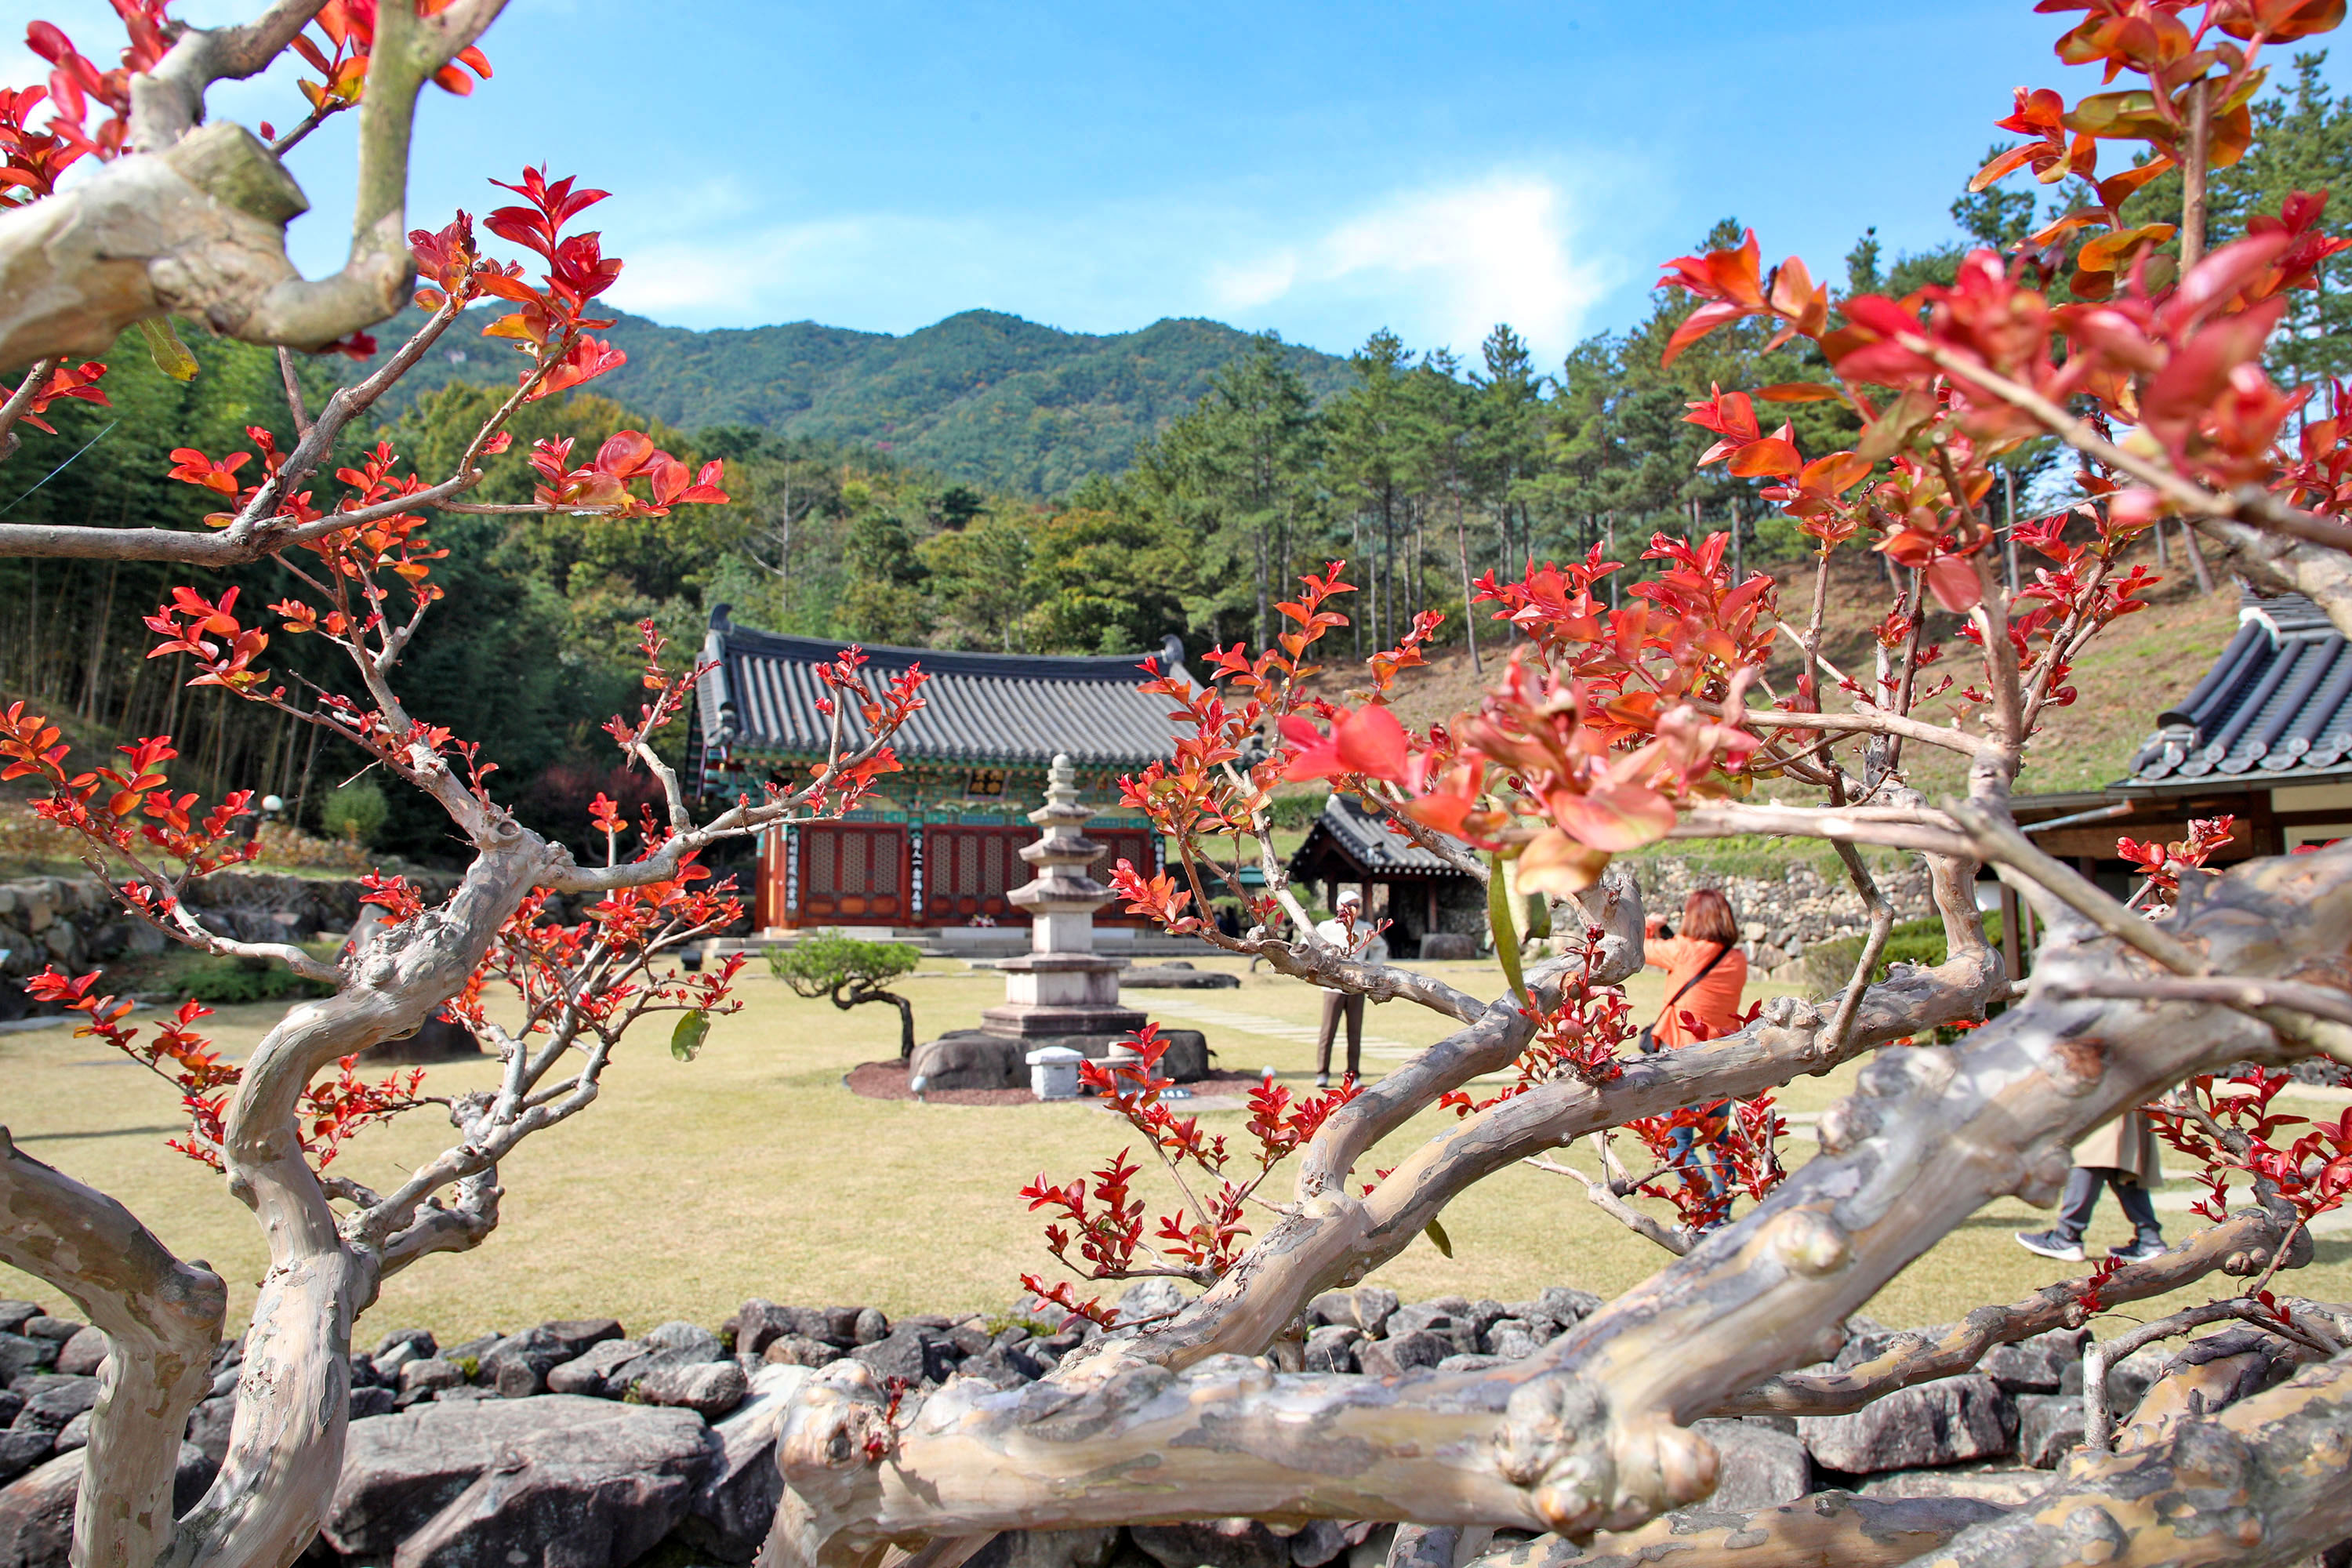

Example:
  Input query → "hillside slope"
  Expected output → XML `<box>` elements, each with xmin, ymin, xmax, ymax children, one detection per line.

<box><xmin>336</xmin><ymin>307</ymin><xmax>1350</xmax><ymax>496</ymax></box>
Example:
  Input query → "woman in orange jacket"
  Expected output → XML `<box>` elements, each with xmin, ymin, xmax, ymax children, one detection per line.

<box><xmin>1642</xmin><ymin>889</ymin><xmax>1748</xmax><ymax>1221</ymax></box>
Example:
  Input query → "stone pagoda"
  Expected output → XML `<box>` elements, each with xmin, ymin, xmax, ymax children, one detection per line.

<box><xmin>981</xmin><ymin>754</ymin><xmax>1149</xmax><ymax>1039</ymax></box>
<box><xmin>904</xmin><ymin>754</ymin><xmax>1208</xmax><ymax>1093</ymax></box>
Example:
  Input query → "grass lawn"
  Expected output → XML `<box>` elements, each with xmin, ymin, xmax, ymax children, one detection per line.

<box><xmin>3</xmin><ymin>953</ymin><xmax>2345</xmax><ymax>1345</ymax></box>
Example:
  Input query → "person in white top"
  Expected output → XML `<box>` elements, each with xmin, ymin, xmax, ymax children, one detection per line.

<box><xmin>1312</xmin><ymin>892</ymin><xmax>1368</xmax><ymax>1088</ymax></box>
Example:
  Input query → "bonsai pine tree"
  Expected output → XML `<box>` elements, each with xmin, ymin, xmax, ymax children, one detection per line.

<box><xmin>770</xmin><ymin>931</ymin><xmax>923</xmax><ymax>1059</ymax></box>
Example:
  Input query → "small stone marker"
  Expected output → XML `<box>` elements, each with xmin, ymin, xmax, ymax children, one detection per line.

<box><xmin>1027</xmin><ymin>1045</ymin><xmax>1086</xmax><ymax>1100</ymax></box>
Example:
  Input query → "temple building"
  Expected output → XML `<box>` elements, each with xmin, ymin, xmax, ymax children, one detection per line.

<box><xmin>686</xmin><ymin>607</ymin><xmax>1184</xmax><ymax>932</ymax></box>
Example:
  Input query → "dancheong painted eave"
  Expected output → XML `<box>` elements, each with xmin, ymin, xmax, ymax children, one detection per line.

<box><xmin>688</xmin><ymin>605</ymin><xmax>1192</xmax><ymax>779</ymax></box>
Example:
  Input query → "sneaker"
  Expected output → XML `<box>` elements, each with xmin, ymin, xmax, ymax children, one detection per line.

<box><xmin>2014</xmin><ymin>1229</ymin><xmax>2085</xmax><ymax>1262</ymax></box>
<box><xmin>1313</xmin><ymin>1074</ymin><xmax>1330</xmax><ymax>1090</ymax></box>
<box><xmin>2109</xmin><ymin>1237</ymin><xmax>2168</xmax><ymax>1263</ymax></box>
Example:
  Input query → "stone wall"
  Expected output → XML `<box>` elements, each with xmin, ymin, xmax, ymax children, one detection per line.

<box><xmin>1627</xmin><ymin>854</ymin><xmax>1940</xmax><ymax>978</ymax></box>
<box><xmin>7</xmin><ymin>1284</ymin><xmax>2329</xmax><ymax>1568</ymax></box>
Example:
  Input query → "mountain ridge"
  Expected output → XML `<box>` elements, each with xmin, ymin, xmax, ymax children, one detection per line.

<box><xmin>337</xmin><ymin>305</ymin><xmax>1351</xmax><ymax>496</ymax></box>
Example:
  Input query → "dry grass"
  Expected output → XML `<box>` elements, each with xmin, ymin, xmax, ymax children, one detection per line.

<box><xmin>4</xmin><ymin>953</ymin><xmax>2343</xmax><ymax>1345</ymax></box>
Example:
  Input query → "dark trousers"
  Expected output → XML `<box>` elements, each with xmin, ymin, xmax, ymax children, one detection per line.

<box><xmin>2053</xmin><ymin>1167</ymin><xmax>2161</xmax><ymax>1245</ymax></box>
<box><xmin>1316</xmin><ymin>991</ymin><xmax>1364</xmax><ymax>1080</ymax></box>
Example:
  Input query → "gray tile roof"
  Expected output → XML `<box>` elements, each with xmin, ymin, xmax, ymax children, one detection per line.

<box><xmin>2125</xmin><ymin>593</ymin><xmax>2352</xmax><ymax>788</ymax></box>
<box><xmin>1288</xmin><ymin>793</ymin><xmax>1465</xmax><ymax>880</ymax></box>
<box><xmin>693</xmin><ymin>608</ymin><xmax>1188</xmax><ymax>771</ymax></box>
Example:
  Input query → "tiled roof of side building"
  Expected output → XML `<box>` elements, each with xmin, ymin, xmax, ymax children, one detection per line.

<box><xmin>691</xmin><ymin>606</ymin><xmax>1189</xmax><ymax>771</ymax></box>
<box><xmin>2125</xmin><ymin>592</ymin><xmax>2352</xmax><ymax>788</ymax></box>
<box><xmin>1288</xmin><ymin>793</ymin><xmax>1466</xmax><ymax>880</ymax></box>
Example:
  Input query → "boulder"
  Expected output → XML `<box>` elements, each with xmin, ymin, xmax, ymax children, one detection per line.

<box><xmin>909</xmin><ymin>1031</ymin><xmax>1025</xmax><ymax>1091</ymax></box>
<box><xmin>1534</xmin><ymin>1287</ymin><xmax>1602</xmax><ymax>1327</ymax></box>
<box><xmin>0</xmin><ymin>1444</ymin><xmax>215</xmax><ymax>1568</ymax></box>
<box><xmin>759</xmin><ymin>1335</ymin><xmax>837</xmax><ymax>1370</ymax></box>
<box><xmin>1979</xmin><ymin>1329</ymin><xmax>2086</xmax><ymax>1394</ymax></box>
<box><xmin>1797</xmin><ymin>1374</ymin><xmax>2015</xmax><ymax>1474</ymax></box>
<box><xmin>376</xmin><ymin>1328</ymin><xmax>437</xmax><ymax>1363</ymax></box>
<box><xmin>682</xmin><ymin>1364</ymin><xmax>809</xmax><ymax>1563</ymax></box>
<box><xmin>853</xmin><ymin>1329</ymin><xmax>958</xmax><ymax>1385</ymax></box>
<box><xmin>1356</xmin><ymin>1330</ymin><xmax>1448</xmax><ymax>1380</ymax></box>
<box><xmin>47</xmin><ymin>1418</ymin><xmax>83</xmax><ymax>1458</ymax></box>
<box><xmin>49</xmin><ymin>1332</ymin><xmax>103</xmax><ymax>1382</ymax></box>
<box><xmin>0</xmin><ymin>1433</ymin><xmax>49</xmax><ymax>1489</ymax></box>
<box><xmin>0</xmin><ymin>1312</ymin><xmax>34</xmax><ymax>1340</ymax></box>
<box><xmin>1119</xmin><ymin>965</ymin><xmax>1240</xmax><ymax>989</ymax></box>
<box><xmin>0</xmin><ymin>1339</ymin><xmax>53</xmax><ymax>1388</ymax></box>
<box><xmin>960</xmin><ymin>1339</ymin><xmax>1051</xmax><ymax>1387</ymax></box>
<box><xmin>1690</xmin><ymin>1418</ymin><xmax>1811</xmax><ymax>1513</ymax></box>
<box><xmin>397</xmin><ymin>1359</ymin><xmax>467</xmax><ymax>1401</ymax></box>
<box><xmin>852</xmin><ymin>1308</ymin><xmax>890</xmax><ymax>1347</ymax></box>
<box><xmin>1303</xmin><ymin>1326</ymin><xmax>1360</xmax><ymax>1373</ymax></box>
<box><xmin>1481</xmin><ymin>1321</ymin><xmax>1541</xmax><ymax>1362</ymax></box>
<box><xmin>1131</xmin><ymin>1520</ymin><xmax>1293</xmax><ymax>1568</ymax></box>
<box><xmin>183</xmin><ymin>1397</ymin><xmax>234</xmax><ymax>1467</ymax></box>
<box><xmin>479</xmin><ymin>1328</ymin><xmax>576</xmax><ymax>1399</ymax></box>
<box><xmin>7</xmin><ymin>1379</ymin><xmax>94</xmax><ymax>1434</ymax></box>
<box><xmin>546</xmin><ymin>1340</ymin><xmax>646</xmax><ymax>1399</ymax></box>
<box><xmin>642</xmin><ymin>1322</ymin><xmax>723</xmax><ymax>1360</ymax></box>
<box><xmin>15</xmin><ymin>1323</ymin><xmax>76</xmax><ymax>1347</ymax></box>
<box><xmin>360</xmin><ymin>1017</ymin><xmax>485</xmax><ymax>1065</ymax></box>
<box><xmin>1115</xmin><ymin>1279</ymin><xmax>1192</xmax><ymax>1324</ymax></box>
<box><xmin>1384</xmin><ymin>1300</ymin><xmax>1479</xmax><ymax>1356</ymax></box>
<box><xmin>350</xmin><ymin>1387</ymin><xmax>397</xmax><ymax>1421</ymax></box>
<box><xmin>637</xmin><ymin>1360</ymin><xmax>749</xmax><ymax>1420</ymax></box>
<box><xmin>1307</xmin><ymin>1287</ymin><xmax>1398</xmax><ymax>1338</ymax></box>
<box><xmin>321</xmin><ymin>1395</ymin><xmax>716</xmax><ymax>1568</ymax></box>
<box><xmin>966</xmin><ymin>1528</ymin><xmax>1124</xmax><ymax>1568</ymax></box>
<box><xmin>2016</xmin><ymin>1392</ymin><xmax>2084</xmax><ymax>1468</ymax></box>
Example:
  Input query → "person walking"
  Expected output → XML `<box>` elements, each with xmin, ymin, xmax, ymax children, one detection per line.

<box><xmin>1313</xmin><ymin>892</ymin><xmax>1369</xmax><ymax>1088</ymax></box>
<box><xmin>1642</xmin><ymin>890</ymin><xmax>1749</xmax><ymax>1218</ymax></box>
<box><xmin>2015</xmin><ymin>1109</ymin><xmax>2167</xmax><ymax>1262</ymax></box>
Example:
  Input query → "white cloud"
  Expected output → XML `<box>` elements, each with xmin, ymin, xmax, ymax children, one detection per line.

<box><xmin>599</xmin><ymin>165</ymin><xmax>1619</xmax><ymax>361</ymax></box>
<box><xmin>1208</xmin><ymin>173</ymin><xmax>1613</xmax><ymax>361</ymax></box>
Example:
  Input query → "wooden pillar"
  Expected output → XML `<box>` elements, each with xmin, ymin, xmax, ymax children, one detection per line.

<box><xmin>1999</xmin><ymin>883</ymin><xmax>2024</xmax><ymax>984</ymax></box>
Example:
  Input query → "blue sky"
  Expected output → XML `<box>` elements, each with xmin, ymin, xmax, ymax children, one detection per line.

<box><xmin>11</xmin><ymin>1</ymin><xmax>2352</xmax><ymax>364</ymax></box>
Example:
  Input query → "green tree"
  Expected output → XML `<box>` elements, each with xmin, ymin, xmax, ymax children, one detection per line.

<box><xmin>921</xmin><ymin>514</ymin><xmax>1034</xmax><ymax>649</ymax></box>
<box><xmin>769</xmin><ymin>931</ymin><xmax>923</xmax><ymax>1058</ymax></box>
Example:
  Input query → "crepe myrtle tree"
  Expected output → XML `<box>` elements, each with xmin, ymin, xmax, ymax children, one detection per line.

<box><xmin>0</xmin><ymin>15</ymin><xmax>935</xmax><ymax>1566</ymax></box>
<box><xmin>753</xmin><ymin>5</ymin><xmax>2352</xmax><ymax>1568</ymax></box>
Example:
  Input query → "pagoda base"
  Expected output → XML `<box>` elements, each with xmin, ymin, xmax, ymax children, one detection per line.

<box><xmin>981</xmin><ymin>1002</ymin><xmax>1149</xmax><ymax>1037</ymax></box>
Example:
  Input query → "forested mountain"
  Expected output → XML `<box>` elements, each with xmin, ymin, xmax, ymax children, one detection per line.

<box><xmin>332</xmin><ymin>307</ymin><xmax>1351</xmax><ymax>497</ymax></box>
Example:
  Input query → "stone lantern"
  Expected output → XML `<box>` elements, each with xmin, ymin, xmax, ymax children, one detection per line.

<box><xmin>982</xmin><ymin>754</ymin><xmax>1149</xmax><ymax>1039</ymax></box>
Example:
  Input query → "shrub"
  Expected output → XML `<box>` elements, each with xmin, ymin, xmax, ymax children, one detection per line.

<box><xmin>319</xmin><ymin>779</ymin><xmax>390</xmax><ymax>848</ymax></box>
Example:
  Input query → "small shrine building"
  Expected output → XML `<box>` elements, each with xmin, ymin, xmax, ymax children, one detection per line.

<box><xmin>686</xmin><ymin>606</ymin><xmax>1184</xmax><ymax>932</ymax></box>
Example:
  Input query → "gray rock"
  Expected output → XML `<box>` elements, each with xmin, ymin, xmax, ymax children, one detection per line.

<box><xmin>731</xmin><ymin>1301</ymin><xmax>866</xmax><ymax>1355</ymax></box>
<box><xmin>397</xmin><ymin>1358</ymin><xmax>467</xmax><ymax>1399</ymax></box>
<box><xmin>853</xmin><ymin>1308</ymin><xmax>890</xmax><ymax>1347</ymax></box>
<box><xmin>643</xmin><ymin>1321</ymin><xmax>724</xmax><ymax>1362</ymax></box>
<box><xmin>637</xmin><ymin>1359</ymin><xmax>749</xmax><ymax>1419</ymax></box>
<box><xmin>1131</xmin><ymin>1519</ymin><xmax>1292</xmax><ymax>1568</ymax></box>
<box><xmin>46</xmin><ymin>1416</ymin><xmax>84</xmax><ymax>1457</ymax></box>
<box><xmin>0</xmin><ymin>1338</ymin><xmax>54</xmax><ymax>1388</ymax></box>
<box><xmin>1116</xmin><ymin>1279</ymin><xmax>1191</xmax><ymax>1324</ymax></box>
<box><xmin>0</xmin><ymin>1396</ymin><xmax>16</xmax><ymax>1430</ymax></box>
<box><xmin>1483</xmin><ymin>1324</ymin><xmax>1541</xmax><ymax>1362</ymax></box>
<box><xmin>961</xmin><ymin>1341</ymin><xmax>1051</xmax><ymax>1387</ymax></box>
<box><xmin>479</xmin><ymin>1327</ymin><xmax>575</xmax><ymax>1399</ymax></box>
<box><xmin>1307</xmin><ymin>1287</ymin><xmax>1398</xmax><ymax>1338</ymax></box>
<box><xmin>1356</xmin><ymin>1330</ymin><xmax>1448</xmax><ymax>1379</ymax></box>
<box><xmin>322</xmin><ymin>1395</ymin><xmax>716</xmax><ymax>1568</ymax></box>
<box><xmin>1119</xmin><ymin>964</ymin><xmax>1240</xmax><ymax>989</ymax></box>
<box><xmin>1303</xmin><ymin>1325</ymin><xmax>1360</xmax><ymax>1373</ymax></box>
<box><xmin>539</xmin><ymin>1319</ymin><xmax>625</xmax><ymax>1356</ymax></box>
<box><xmin>376</xmin><ymin>1327</ymin><xmax>437</xmax><ymax>1363</ymax></box>
<box><xmin>7</xmin><ymin>1378</ymin><xmax>95</xmax><ymax>1434</ymax></box>
<box><xmin>1384</xmin><ymin>1300</ymin><xmax>1478</xmax><ymax>1356</ymax></box>
<box><xmin>183</xmin><ymin>1397</ymin><xmax>234</xmax><ymax>1467</ymax></box>
<box><xmin>1798</xmin><ymin>1374</ymin><xmax>2015</xmax><ymax>1474</ymax></box>
<box><xmin>854</xmin><ymin>1329</ymin><xmax>958</xmax><ymax>1385</ymax></box>
<box><xmin>1691</xmin><ymin>1418</ymin><xmax>1811</xmax><ymax>1512</ymax></box>
<box><xmin>0</xmin><ymin>1311</ymin><xmax>34</xmax><ymax>1340</ymax></box>
<box><xmin>0</xmin><ymin>1443</ymin><xmax>215</xmax><ymax>1567</ymax></box>
<box><xmin>909</xmin><ymin>1029</ymin><xmax>1025</xmax><ymax>1091</ymax></box>
<box><xmin>440</xmin><ymin>1333</ymin><xmax>503</xmax><ymax>1374</ymax></box>
<box><xmin>1536</xmin><ymin>1287</ymin><xmax>1602</xmax><ymax>1327</ymax></box>
<box><xmin>350</xmin><ymin>1386</ymin><xmax>397</xmax><ymax>1421</ymax></box>
<box><xmin>2016</xmin><ymin>1392</ymin><xmax>2084</xmax><ymax>1468</ymax></box>
<box><xmin>967</xmin><ymin>1529</ymin><xmax>1125</xmax><ymax>1568</ymax></box>
<box><xmin>546</xmin><ymin>1338</ymin><xmax>648</xmax><ymax>1398</ymax></box>
<box><xmin>1435</xmin><ymin>1353</ymin><xmax>1501</xmax><ymax>1372</ymax></box>
<box><xmin>49</xmin><ymin>1332</ymin><xmax>104</xmax><ymax>1382</ymax></box>
<box><xmin>759</xmin><ymin>1334</ymin><xmax>837</xmax><ymax>1370</ymax></box>
<box><xmin>16</xmin><ymin>1321</ymin><xmax>77</xmax><ymax>1347</ymax></box>
<box><xmin>683</xmin><ymin>1364</ymin><xmax>809</xmax><ymax>1563</ymax></box>
<box><xmin>1980</xmin><ymin>1329</ymin><xmax>2086</xmax><ymax>1394</ymax></box>
<box><xmin>0</xmin><ymin>1431</ymin><xmax>50</xmax><ymax>1488</ymax></box>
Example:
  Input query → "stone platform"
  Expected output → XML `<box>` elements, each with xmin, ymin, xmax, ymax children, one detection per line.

<box><xmin>907</xmin><ymin>1029</ymin><xmax>1210</xmax><ymax>1091</ymax></box>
